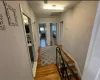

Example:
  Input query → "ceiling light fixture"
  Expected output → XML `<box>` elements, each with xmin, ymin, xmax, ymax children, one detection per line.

<box><xmin>43</xmin><ymin>5</ymin><xmax>64</xmax><ymax>10</ymax></box>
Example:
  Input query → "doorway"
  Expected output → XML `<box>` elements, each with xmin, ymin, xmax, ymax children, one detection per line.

<box><xmin>50</xmin><ymin>23</ymin><xmax>57</xmax><ymax>45</ymax></box>
<box><xmin>59</xmin><ymin>21</ymin><xmax>63</xmax><ymax>45</ymax></box>
<box><xmin>39</xmin><ymin>23</ymin><xmax>47</xmax><ymax>47</ymax></box>
<box><xmin>22</xmin><ymin>14</ymin><xmax>35</xmax><ymax>66</ymax></box>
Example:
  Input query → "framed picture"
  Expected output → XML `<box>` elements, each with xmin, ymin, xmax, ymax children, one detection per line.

<box><xmin>0</xmin><ymin>14</ymin><xmax>5</xmax><ymax>30</ymax></box>
<box><xmin>3</xmin><ymin>1</ymin><xmax>18</xmax><ymax>26</ymax></box>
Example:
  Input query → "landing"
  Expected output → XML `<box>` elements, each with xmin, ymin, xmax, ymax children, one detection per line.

<box><xmin>35</xmin><ymin>64</ymin><xmax>61</xmax><ymax>80</ymax></box>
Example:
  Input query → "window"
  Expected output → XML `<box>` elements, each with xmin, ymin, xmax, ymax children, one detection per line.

<box><xmin>40</xmin><ymin>27</ymin><xmax>44</xmax><ymax>31</ymax></box>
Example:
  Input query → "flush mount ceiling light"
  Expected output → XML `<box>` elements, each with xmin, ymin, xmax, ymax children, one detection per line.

<box><xmin>43</xmin><ymin>5</ymin><xmax>64</xmax><ymax>10</ymax></box>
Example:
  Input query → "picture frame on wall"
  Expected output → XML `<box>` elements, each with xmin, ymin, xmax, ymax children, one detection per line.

<box><xmin>3</xmin><ymin>1</ymin><xmax>18</xmax><ymax>26</ymax></box>
<box><xmin>0</xmin><ymin>14</ymin><xmax>5</xmax><ymax>30</ymax></box>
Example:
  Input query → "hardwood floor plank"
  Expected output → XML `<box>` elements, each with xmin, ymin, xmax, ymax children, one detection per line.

<box><xmin>35</xmin><ymin>64</ymin><xmax>61</xmax><ymax>80</ymax></box>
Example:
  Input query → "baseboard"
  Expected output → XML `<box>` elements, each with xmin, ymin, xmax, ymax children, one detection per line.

<box><xmin>32</xmin><ymin>61</ymin><xmax>37</xmax><ymax>78</ymax></box>
<box><xmin>62</xmin><ymin>47</ymin><xmax>82</xmax><ymax>77</ymax></box>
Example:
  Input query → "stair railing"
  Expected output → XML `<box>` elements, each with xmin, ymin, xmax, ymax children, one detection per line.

<box><xmin>56</xmin><ymin>47</ymin><xmax>79</xmax><ymax>80</ymax></box>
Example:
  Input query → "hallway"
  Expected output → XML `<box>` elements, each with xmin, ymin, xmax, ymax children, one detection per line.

<box><xmin>0</xmin><ymin>1</ymin><xmax>99</xmax><ymax>80</ymax></box>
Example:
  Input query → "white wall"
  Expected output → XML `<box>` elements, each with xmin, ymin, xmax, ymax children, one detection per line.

<box><xmin>37</xmin><ymin>18</ymin><xmax>58</xmax><ymax>45</ymax></box>
<box><xmin>59</xmin><ymin>1</ymin><xmax>98</xmax><ymax>74</ymax></box>
<box><xmin>0</xmin><ymin>1</ymin><xmax>37</xmax><ymax>80</ymax></box>
<box><xmin>82</xmin><ymin>1</ymin><xmax>100</xmax><ymax>80</ymax></box>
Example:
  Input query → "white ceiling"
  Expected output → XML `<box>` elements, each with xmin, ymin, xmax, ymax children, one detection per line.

<box><xmin>28</xmin><ymin>1</ymin><xmax>80</xmax><ymax>18</ymax></box>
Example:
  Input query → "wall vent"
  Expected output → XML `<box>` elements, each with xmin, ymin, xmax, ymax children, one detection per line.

<box><xmin>50</xmin><ymin>12</ymin><xmax>62</xmax><ymax>16</ymax></box>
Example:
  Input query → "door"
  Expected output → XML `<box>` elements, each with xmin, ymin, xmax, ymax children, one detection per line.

<box><xmin>50</xmin><ymin>23</ymin><xmax>57</xmax><ymax>45</ymax></box>
<box><xmin>28</xmin><ymin>17</ymin><xmax>35</xmax><ymax>62</ymax></box>
<box><xmin>23</xmin><ymin>14</ymin><xmax>35</xmax><ymax>64</ymax></box>
<box><xmin>39</xmin><ymin>23</ymin><xmax>47</xmax><ymax>47</ymax></box>
<box><xmin>59</xmin><ymin>21</ymin><xmax>63</xmax><ymax>45</ymax></box>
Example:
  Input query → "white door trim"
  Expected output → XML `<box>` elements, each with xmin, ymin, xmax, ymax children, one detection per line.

<box><xmin>19</xmin><ymin>4</ymin><xmax>34</xmax><ymax>78</ymax></box>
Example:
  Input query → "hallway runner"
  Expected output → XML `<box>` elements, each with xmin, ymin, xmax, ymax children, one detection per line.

<box><xmin>40</xmin><ymin>46</ymin><xmax>57</xmax><ymax>66</ymax></box>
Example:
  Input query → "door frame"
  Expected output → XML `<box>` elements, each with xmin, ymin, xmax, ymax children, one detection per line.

<box><xmin>19</xmin><ymin>4</ymin><xmax>34</xmax><ymax>78</ymax></box>
<box><xmin>23</xmin><ymin>13</ymin><xmax>35</xmax><ymax>61</ymax></box>
<box><xmin>50</xmin><ymin>23</ymin><xmax>57</xmax><ymax>45</ymax></box>
<box><xmin>59</xmin><ymin>21</ymin><xmax>63</xmax><ymax>45</ymax></box>
<box><xmin>39</xmin><ymin>23</ymin><xmax>47</xmax><ymax>45</ymax></box>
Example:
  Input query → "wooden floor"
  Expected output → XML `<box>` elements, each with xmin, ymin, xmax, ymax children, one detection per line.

<box><xmin>35</xmin><ymin>56</ymin><xmax>61</xmax><ymax>80</ymax></box>
<box><xmin>35</xmin><ymin>64</ymin><xmax>61</xmax><ymax>80</ymax></box>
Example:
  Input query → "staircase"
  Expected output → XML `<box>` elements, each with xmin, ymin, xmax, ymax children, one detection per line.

<box><xmin>56</xmin><ymin>46</ymin><xmax>80</xmax><ymax>80</ymax></box>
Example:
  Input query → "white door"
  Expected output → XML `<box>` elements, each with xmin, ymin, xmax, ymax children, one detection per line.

<box><xmin>59</xmin><ymin>21</ymin><xmax>63</xmax><ymax>45</ymax></box>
